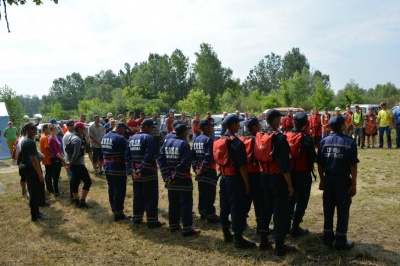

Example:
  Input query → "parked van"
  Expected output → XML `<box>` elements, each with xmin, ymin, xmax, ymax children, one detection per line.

<box><xmin>350</xmin><ymin>104</ymin><xmax>381</xmax><ymax>115</ymax></box>
<box><xmin>263</xmin><ymin>107</ymin><xmax>305</xmax><ymax>116</ymax></box>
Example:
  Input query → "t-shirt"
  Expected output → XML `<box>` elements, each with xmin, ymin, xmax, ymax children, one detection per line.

<box><xmin>127</xmin><ymin>119</ymin><xmax>138</xmax><ymax>136</ymax></box>
<box><xmin>89</xmin><ymin>123</ymin><xmax>105</xmax><ymax>148</ymax></box>
<box><xmin>378</xmin><ymin>110</ymin><xmax>393</xmax><ymax>127</ymax></box>
<box><xmin>192</xmin><ymin>119</ymin><xmax>201</xmax><ymax>134</ymax></box>
<box><xmin>40</xmin><ymin>134</ymin><xmax>51</xmax><ymax>165</ymax></box>
<box><xmin>21</xmin><ymin>137</ymin><xmax>38</xmax><ymax>167</ymax></box>
<box><xmin>4</xmin><ymin>127</ymin><xmax>18</xmax><ymax>141</ymax></box>
<box><xmin>49</xmin><ymin>136</ymin><xmax>62</xmax><ymax>158</ymax></box>
<box><xmin>393</xmin><ymin>108</ymin><xmax>400</xmax><ymax>124</ymax></box>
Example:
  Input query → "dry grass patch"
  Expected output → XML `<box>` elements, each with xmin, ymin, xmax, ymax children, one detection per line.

<box><xmin>0</xmin><ymin>146</ymin><xmax>399</xmax><ymax>265</ymax></box>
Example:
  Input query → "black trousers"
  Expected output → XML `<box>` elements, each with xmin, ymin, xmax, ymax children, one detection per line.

<box><xmin>27</xmin><ymin>168</ymin><xmax>40</xmax><ymax>219</ymax></box>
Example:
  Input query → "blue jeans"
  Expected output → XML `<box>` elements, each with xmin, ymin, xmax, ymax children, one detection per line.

<box><xmin>379</xmin><ymin>126</ymin><xmax>392</xmax><ymax>148</ymax></box>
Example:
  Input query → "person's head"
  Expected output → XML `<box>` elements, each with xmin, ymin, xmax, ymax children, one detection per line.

<box><xmin>140</xmin><ymin>119</ymin><xmax>155</xmax><ymax>134</ymax></box>
<box><xmin>334</xmin><ymin>107</ymin><xmax>341</xmax><ymax>114</ymax></box>
<box><xmin>367</xmin><ymin>106</ymin><xmax>374</xmax><ymax>114</ymax></box>
<box><xmin>288</xmin><ymin>109</ymin><xmax>293</xmax><ymax>116</ymax></box>
<box><xmin>115</xmin><ymin>122</ymin><xmax>129</xmax><ymax>136</ymax></box>
<box><xmin>42</xmin><ymin>123</ymin><xmax>50</xmax><ymax>135</ymax></box>
<box><xmin>225</xmin><ymin>114</ymin><xmax>240</xmax><ymax>133</ymax></box>
<box><xmin>313</xmin><ymin>108</ymin><xmax>318</xmax><ymax>114</ymax></box>
<box><xmin>169</xmin><ymin>109</ymin><xmax>175</xmax><ymax>117</ymax></box>
<box><xmin>49</xmin><ymin>124</ymin><xmax>58</xmax><ymax>136</ymax></box>
<box><xmin>294</xmin><ymin>112</ymin><xmax>308</xmax><ymax>130</ymax></box>
<box><xmin>152</xmin><ymin>112</ymin><xmax>158</xmax><ymax>119</ymax></box>
<box><xmin>7</xmin><ymin>121</ymin><xmax>13</xmax><ymax>127</ymax></box>
<box><xmin>235</xmin><ymin>110</ymin><xmax>240</xmax><ymax>116</ymax></box>
<box><xmin>174</xmin><ymin>120</ymin><xmax>189</xmax><ymax>138</ymax></box>
<box><xmin>181</xmin><ymin>112</ymin><xmax>186</xmax><ymax>119</ymax></box>
<box><xmin>109</xmin><ymin>118</ymin><xmax>116</xmax><ymax>129</ymax></box>
<box><xmin>93</xmin><ymin>115</ymin><xmax>100</xmax><ymax>124</ymax></box>
<box><xmin>74</xmin><ymin>122</ymin><xmax>86</xmax><ymax>136</ymax></box>
<box><xmin>80</xmin><ymin>114</ymin><xmax>86</xmax><ymax>123</ymax></box>
<box><xmin>346</xmin><ymin>105</ymin><xmax>351</xmax><ymax>112</ymax></box>
<box><xmin>246</xmin><ymin>117</ymin><xmax>261</xmax><ymax>134</ymax></box>
<box><xmin>195</xmin><ymin>112</ymin><xmax>200</xmax><ymax>119</ymax></box>
<box><xmin>206</xmin><ymin>111</ymin><xmax>212</xmax><ymax>118</ymax></box>
<box><xmin>66</xmin><ymin>120</ymin><xmax>75</xmax><ymax>132</ymax></box>
<box><xmin>23</xmin><ymin>122</ymin><xmax>38</xmax><ymax>138</ymax></box>
<box><xmin>49</xmin><ymin>118</ymin><xmax>57</xmax><ymax>124</ymax></box>
<box><xmin>355</xmin><ymin>105</ymin><xmax>361</xmax><ymax>113</ymax></box>
<box><xmin>200</xmin><ymin>119</ymin><xmax>214</xmax><ymax>135</ymax></box>
<box><xmin>118</xmin><ymin>114</ymin><xmax>125</xmax><ymax>121</ymax></box>
<box><xmin>128</xmin><ymin>111</ymin><xmax>135</xmax><ymax>119</ymax></box>
<box><xmin>329</xmin><ymin>115</ymin><xmax>346</xmax><ymax>133</ymax></box>
<box><xmin>140</xmin><ymin>112</ymin><xmax>145</xmax><ymax>119</ymax></box>
<box><xmin>380</xmin><ymin>102</ymin><xmax>387</xmax><ymax>110</ymax></box>
<box><xmin>106</xmin><ymin>112</ymin><xmax>113</xmax><ymax>119</ymax></box>
<box><xmin>244</xmin><ymin>112</ymin><xmax>249</xmax><ymax>118</ymax></box>
<box><xmin>265</xmin><ymin>109</ymin><xmax>283</xmax><ymax>129</ymax></box>
<box><xmin>324</xmin><ymin>107</ymin><xmax>329</xmax><ymax>114</ymax></box>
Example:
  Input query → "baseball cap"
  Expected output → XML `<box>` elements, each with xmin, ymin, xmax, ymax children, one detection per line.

<box><xmin>200</xmin><ymin>119</ymin><xmax>214</xmax><ymax>128</ymax></box>
<box><xmin>141</xmin><ymin>119</ymin><xmax>155</xmax><ymax>128</ymax></box>
<box><xmin>23</xmin><ymin>122</ymin><xmax>38</xmax><ymax>131</ymax></box>
<box><xmin>169</xmin><ymin>109</ymin><xmax>175</xmax><ymax>113</ymax></box>
<box><xmin>174</xmin><ymin>121</ymin><xmax>190</xmax><ymax>132</ymax></box>
<box><xmin>195</xmin><ymin>112</ymin><xmax>200</xmax><ymax>115</ymax></box>
<box><xmin>74</xmin><ymin>122</ymin><xmax>86</xmax><ymax>129</ymax></box>
<box><xmin>225</xmin><ymin>114</ymin><xmax>240</xmax><ymax>127</ymax></box>
<box><xmin>49</xmin><ymin>118</ymin><xmax>57</xmax><ymax>124</ymax></box>
<box><xmin>335</xmin><ymin>107</ymin><xmax>341</xmax><ymax>111</ymax></box>
<box><xmin>294</xmin><ymin>112</ymin><xmax>308</xmax><ymax>125</ymax></box>
<box><xmin>265</xmin><ymin>109</ymin><xmax>284</xmax><ymax>122</ymax></box>
<box><xmin>245</xmin><ymin>117</ymin><xmax>260</xmax><ymax>129</ymax></box>
<box><xmin>328</xmin><ymin>115</ymin><xmax>346</xmax><ymax>130</ymax></box>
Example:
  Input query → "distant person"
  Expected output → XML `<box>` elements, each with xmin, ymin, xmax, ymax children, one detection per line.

<box><xmin>166</xmin><ymin>109</ymin><xmax>176</xmax><ymax>134</ymax></box>
<box><xmin>365</xmin><ymin>106</ymin><xmax>378</xmax><ymax>148</ymax></box>
<box><xmin>151</xmin><ymin>112</ymin><xmax>161</xmax><ymax>154</ymax></box>
<box><xmin>4</xmin><ymin>121</ymin><xmax>18</xmax><ymax>158</ymax></box>
<box><xmin>377</xmin><ymin>102</ymin><xmax>394</xmax><ymax>149</ymax></box>
<box><xmin>40</xmin><ymin>124</ymin><xmax>52</xmax><ymax>193</ymax></box>
<box><xmin>127</xmin><ymin>111</ymin><xmax>139</xmax><ymax>136</ymax></box>
<box><xmin>308</xmin><ymin>108</ymin><xmax>322</xmax><ymax>148</ymax></box>
<box><xmin>281</xmin><ymin>109</ymin><xmax>294</xmax><ymax>133</ymax></box>
<box><xmin>136</xmin><ymin>112</ymin><xmax>146</xmax><ymax>126</ymax></box>
<box><xmin>352</xmin><ymin>105</ymin><xmax>365</xmax><ymax>148</ymax></box>
<box><xmin>48</xmin><ymin>124</ymin><xmax>66</xmax><ymax>196</ymax></box>
<box><xmin>321</xmin><ymin>107</ymin><xmax>331</xmax><ymax>138</ymax></box>
<box><xmin>342</xmin><ymin>105</ymin><xmax>353</xmax><ymax>137</ymax></box>
<box><xmin>89</xmin><ymin>115</ymin><xmax>105</xmax><ymax>176</ymax></box>
<box><xmin>392</xmin><ymin>102</ymin><xmax>400</xmax><ymax>149</ymax></box>
<box><xmin>191</xmin><ymin>112</ymin><xmax>201</xmax><ymax>140</ymax></box>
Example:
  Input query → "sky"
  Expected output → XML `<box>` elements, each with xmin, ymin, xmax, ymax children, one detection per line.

<box><xmin>1</xmin><ymin>0</ymin><xmax>399</xmax><ymax>97</ymax></box>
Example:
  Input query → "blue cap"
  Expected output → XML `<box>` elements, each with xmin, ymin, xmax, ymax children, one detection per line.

<box><xmin>294</xmin><ymin>112</ymin><xmax>308</xmax><ymax>123</ymax></box>
<box><xmin>49</xmin><ymin>118</ymin><xmax>57</xmax><ymax>124</ymax></box>
<box><xmin>117</xmin><ymin>122</ymin><xmax>129</xmax><ymax>130</ymax></box>
<box><xmin>141</xmin><ymin>119</ymin><xmax>155</xmax><ymax>128</ymax></box>
<box><xmin>174</xmin><ymin>121</ymin><xmax>190</xmax><ymax>132</ymax></box>
<box><xmin>200</xmin><ymin>119</ymin><xmax>214</xmax><ymax>128</ymax></box>
<box><xmin>169</xmin><ymin>109</ymin><xmax>175</xmax><ymax>113</ymax></box>
<box><xmin>328</xmin><ymin>115</ymin><xmax>347</xmax><ymax>129</ymax></box>
<box><xmin>245</xmin><ymin>117</ymin><xmax>259</xmax><ymax>129</ymax></box>
<box><xmin>225</xmin><ymin>114</ymin><xmax>240</xmax><ymax>127</ymax></box>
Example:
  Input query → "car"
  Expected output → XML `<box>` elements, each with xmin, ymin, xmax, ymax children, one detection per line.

<box><xmin>350</xmin><ymin>104</ymin><xmax>381</xmax><ymax>115</ymax></box>
<box><xmin>212</xmin><ymin>113</ymin><xmax>247</xmax><ymax>138</ymax></box>
<box><xmin>263</xmin><ymin>107</ymin><xmax>305</xmax><ymax>116</ymax></box>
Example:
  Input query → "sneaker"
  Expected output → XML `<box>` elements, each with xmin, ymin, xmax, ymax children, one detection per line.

<box><xmin>234</xmin><ymin>238</ymin><xmax>257</xmax><ymax>249</ymax></box>
<box><xmin>114</xmin><ymin>213</ymin><xmax>131</xmax><ymax>222</ymax></box>
<box><xmin>207</xmin><ymin>215</ymin><xmax>220</xmax><ymax>223</ymax></box>
<box><xmin>182</xmin><ymin>228</ymin><xmax>201</xmax><ymax>237</ymax></box>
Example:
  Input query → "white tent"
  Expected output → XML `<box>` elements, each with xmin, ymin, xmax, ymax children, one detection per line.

<box><xmin>0</xmin><ymin>102</ymin><xmax>11</xmax><ymax>159</ymax></box>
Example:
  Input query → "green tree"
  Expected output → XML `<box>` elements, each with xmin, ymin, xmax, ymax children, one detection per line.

<box><xmin>281</xmin><ymin>47</ymin><xmax>310</xmax><ymax>79</ymax></box>
<box><xmin>177</xmin><ymin>89</ymin><xmax>210</xmax><ymax>115</ymax></box>
<box><xmin>18</xmin><ymin>94</ymin><xmax>41</xmax><ymax>117</ymax></box>
<box><xmin>48</xmin><ymin>72</ymin><xmax>86</xmax><ymax>110</ymax></box>
<box><xmin>335</xmin><ymin>80</ymin><xmax>366</xmax><ymax>106</ymax></box>
<box><xmin>0</xmin><ymin>85</ymin><xmax>25</xmax><ymax>128</ymax></box>
<box><xmin>310</xmin><ymin>79</ymin><xmax>335</xmax><ymax>110</ymax></box>
<box><xmin>243</xmin><ymin>52</ymin><xmax>282</xmax><ymax>94</ymax></box>
<box><xmin>85</xmin><ymin>70</ymin><xmax>122</xmax><ymax>102</ymax></box>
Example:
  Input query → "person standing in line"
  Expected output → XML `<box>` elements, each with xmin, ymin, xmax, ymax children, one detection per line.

<box><xmin>14</xmin><ymin>128</ymin><xmax>28</xmax><ymax>197</ymax></box>
<box><xmin>65</xmin><ymin>122</ymin><xmax>92</xmax><ymax>208</ymax></box>
<box><xmin>101</xmin><ymin>122</ymin><xmax>130</xmax><ymax>221</ymax></box>
<box><xmin>79</xmin><ymin>114</ymin><xmax>93</xmax><ymax>165</ymax></box>
<box><xmin>191</xmin><ymin>112</ymin><xmax>201</xmax><ymax>140</ymax></box>
<box><xmin>89</xmin><ymin>115</ymin><xmax>105</xmax><ymax>176</ymax></box>
<box><xmin>258</xmin><ymin>109</ymin><xmax>295</xmax><ymax>256</ymax></box>
<box><xmin>166</xmin><ymin>109</ymin><xmax>176</xmax><ymax>134</ymax></box>
<box><xmin>40</xmin><ymin>124</ymin><xmax>52</xmax><ymax>193</ymax></box>
<box><xmin>317</xmin><ymin>115</ymin><xmax>359</xmax><ymax>250</ymax></box>
<box><xmin>158</xmin><ymin>121</ymin><xmax>200</xmax><ymax>237</ymax></box>
<box><xmin>151</xmin><ymin>112</ymin><xmax>161</xmax><ymax>154</ymax></box>
<box><xmin>352</xmin><ymin>105</ymin><xmax>365</xmax><ymax>148</ymax></box>
<box><xmin>281</xmin><ymin>109</ymin><xmax>294</xmax><ymax>133</ymax></box>
<box><xmin>392</xmin><ymin>102</ymin><xmax>400</xmax><ymax>149</ymax></box>
<box><xmin>217</xmin><ymin>115</ymin><xmax>255</xmax><ymax>249</ymax></box>
<box><xmin>365</xmin><ymin>106</ymin><xmax>378</xmax><ymax>148</ymax></box>
<box><xmin>308</xmin><ymin>108</ymin><xmax>322</xmax><ymax>148</ymax></box>
<box><xmin>48</xmin><ymin>124</ymin><xmax>66</xmax><ymax>196</ymax></box>
<box><xmin>20</xmin><ymin>122</ymin><xmax>46</xmax><ymax>221</ymax></box>
<box><xmin>286</xmin><ymin>113</ymin><xmax>316</xmax><ymax>237</ymax></box>
<box><xmin>136</xmin><ymin>112</ymin><xmax>146</xmax><ymax>126</ymax></box>
<box><xmin>192</xmin><ymin>119</ymin><xmax>219</xmax><ymax>223</ymax></box>
<box><xmin>63</xmin><ymin>120</ymin><xmax>75</xmax><ymax>201</ymax></box>
<box><xmin>321</xmin><ymin>107</ymin><xmax>331</xmax><ymax>138</ymax></box>
<box><xmin>377</xmin><ymin>102</ymin><xmax>394</xmax><ymax>149</ymax></box>
<box><xmin>342</xmin><ymin>105</ymin><xmax>353</xmax><ymax>138</ymax></box>
<box><xmin>126</xmin><ymin>119</ymin><xmax>165</xmax><ymax>228</ymax></box>
<box><xmin>4</xmin><ymin>121</ymin><xmax>18</xmax><ymax>160</ymax></box>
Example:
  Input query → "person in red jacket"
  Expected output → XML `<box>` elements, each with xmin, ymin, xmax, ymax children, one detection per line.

<box><xmin>281</xmin><ymin>109</ymin><xmax>294</xmax><ymax>133</ymax></box>
<box><xmin>308</xmin><ymin>108</ymin><xmax>322</xmax><ymax>148</ymax></box>
<box><xmin>166</xmin><ymin>109</ymin><xmax>176</xmax><ymax>134</ymax></box>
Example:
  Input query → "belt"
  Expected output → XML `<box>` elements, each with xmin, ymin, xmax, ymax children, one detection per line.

<box><xmin>104</xmin><ymin>157</ymin><xmax>124</xmax><ymax>163</ymax></box>
<box><xmin>170</xmin><ymin>170</ymin><xmax>191</xmax><ymax>179</ymax></box>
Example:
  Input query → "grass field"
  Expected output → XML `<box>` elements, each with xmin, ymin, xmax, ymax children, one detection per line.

<box><xmin>0</xmin><ymin>146</ymin><xmax>399</xmax><ymax>265</ymax></box>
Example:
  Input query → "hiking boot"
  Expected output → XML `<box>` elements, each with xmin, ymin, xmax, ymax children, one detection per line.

<box><xmin>78</xmin><ymin>201</ymin><xmax>91</xmax><ymax>208</ymax></box>
<box><xmin>222</xmin><ymin>227</ymin><xmax>234</xmax><ymax>243</ymax></box>
<box><xmin>259</xmin><ymin>234</ymin><xmax>273</xmax><ymax>251</ymax></box>
<box><xmin>234</xmin><ymin>233</ymin><xmax>256</xmax><ymax>249</ymax></box>
<box><xmin>207</xmin><ymin>215</ymin><xmax>220</xmax><ymax>223</ymax></box>
<box><xmin>334</xmin><ymin>241</ymin><xmax>354</xmax><ymax>251</ymax></box>
<box><xmin>275</xmin><ymin>244</ymin><xmax>297</xmax><ymax>256</ymax></box>
<box><xmin>148</xmin><ymin>221</ymin><xmax>166</xmax><ymax>229</ymax></box>
<box><xmin>291</xmin><ymin>226</ymin><xmax>309</xmax><ymax>237</ymax></box>
<box><xmin>114</xmin><ymin>213</ymin><xmax>130</xmax><ymax>222</ymax></box>
<box><xmin>182</xmin><ymin>228</ymin><xmax>201</xmax><ymax>237</ymax></box>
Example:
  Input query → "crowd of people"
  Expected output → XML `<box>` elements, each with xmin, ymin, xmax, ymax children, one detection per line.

<box><xmin>7</xmin><ymin>101</ymin><xmax>400</xmax><ymax>257</ymax></box>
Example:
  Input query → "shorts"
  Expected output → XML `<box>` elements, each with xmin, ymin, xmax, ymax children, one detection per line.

<box><xmin>353</xmin><ymin>128</ymin><xmax>364</xmax><ymax>137</ymax></box>
<box><xmin>85</xmin><ymin>143</ymin><xmax>92</xmax><ymax>153</ymax></box>
<box><xmin>92</xmin><ymin>148</ymin><xmax>103</xmax><ymax>163</ymax></box>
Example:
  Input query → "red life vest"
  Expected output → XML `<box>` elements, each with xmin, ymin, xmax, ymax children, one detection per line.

<box><xmin>213</xmin><ymin>136</ymin><xmax>237</xmax><ymax>176</ymax></box>
<box><xmin>254</xmin><ymin>131</ymin><xmax>280</xmax><ymax>174</ymax></box>
<box><xmin>286</xmin><ymin>131</ymin><xmax>309</xmax><ymax>171</ymax></box>
<box><xmin>238</xmin><ymin>136</ymin><xmax>259</xmax><ymax>174</ymax></box>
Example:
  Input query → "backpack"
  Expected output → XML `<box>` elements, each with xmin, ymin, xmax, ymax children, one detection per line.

<box><xmin>286</xmin><ymin>132</ymin><xmax>303</xmax><ymax>159</ymax></box>
<box><xmin>254</xmin><ymin>131</ymin><xmax>276</xmax><ymax>163</ymax></box>
<box><xmin>11</xmin><ymin>137</ymin><xmax>21</xmax><ymax>161</ymax></box>
<box><xmin>213</xmin><ymin>136</ymin><xmax>234</xmax><ymax>166</ymax></box>
<box><xmin>238</xmin><ymin>136</ymin><xmax>255</xmax><ymax>165</ymax></box>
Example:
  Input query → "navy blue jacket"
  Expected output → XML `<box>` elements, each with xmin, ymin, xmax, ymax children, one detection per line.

<box><xmin>192</xmin><ymin>133</ymin><xmax>218</xmax><ymax>185</ymax></box>
<box><xmin>101</xmin><ymin>131</ymin><xmax>128</xmax><ymax>177</ymax></box>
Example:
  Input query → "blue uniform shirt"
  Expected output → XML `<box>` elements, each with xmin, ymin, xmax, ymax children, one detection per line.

<box><xmin>393</xmin><ymin>108</ymin><xmax>400</xmax><ymax>124</ymax></box>
<box><xmin>101</xmin><ymin>131</ymin><xmax>128</xmax><ymax>177</ymax></box>
<box><xmin>192</xmin><ymin>133</ymin><xmax>217</xmax><ymax>184</ymax></box>
<box><xmin>158</xmin><ymin>135</ymin><xmax>192</xmax><ymax>191</ymax></box>
<box><xmin>317</xmin><ymin>132</ymin><xmax>359</xmax><ymax>176</ymax></box>
<box><xmin>126</xmin><ymin>132</ymin><xmax>157</xmax><ymax>182</ymax></box>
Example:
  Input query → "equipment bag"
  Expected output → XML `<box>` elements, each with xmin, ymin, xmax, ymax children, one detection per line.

<box><xmin>213</xmin><ymin>136</ymin><xmax>234</xmax><ymax>166</ymax></box>
<box><xmin>254</xmin><ymin>131</ymin><xmax>276</xmax><ymax>163</ymax></box>
<box><xmin>286</xmin><ymin>131</ymin><xmax>303</xmax><ymax>159</ymax></box>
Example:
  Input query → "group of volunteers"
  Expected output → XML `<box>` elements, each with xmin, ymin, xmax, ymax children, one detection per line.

<box><xmin>9</xmin><ymin>101</ymin><xmax>400</xmax><ymax>257</ymax></box>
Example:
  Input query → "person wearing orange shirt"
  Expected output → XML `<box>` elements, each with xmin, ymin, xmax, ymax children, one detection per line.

<box><xmin>321</xmin><ymin>107</ymin><xmax>331</xmax><ymax>138</ymax></box>
<box><xmin>342</xmin><ymin>105</ymin><xmax>353</xmax><ymax>138</ymax></box>
<box><xmin>40</xmin><ymin>124</ymin><xmax>52</xmax><ymax>193</ymax></box>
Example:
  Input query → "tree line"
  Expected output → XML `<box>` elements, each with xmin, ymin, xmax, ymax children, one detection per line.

<box><xmin>1</xmin><ymin>43</ymin><xmax>399</xmax><ymax>127</ymax></box>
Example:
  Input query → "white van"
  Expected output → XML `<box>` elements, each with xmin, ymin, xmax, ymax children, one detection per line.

<box><xmin>350</xmin><ymin>104</ymin><xmax>381</xmax><ymax>115</ymax></box>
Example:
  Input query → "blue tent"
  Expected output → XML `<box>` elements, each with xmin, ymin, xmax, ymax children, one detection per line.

<box><xmin>0</xmin><ymin>102</ymin><xmax>11</xmax><ymax>159</ymax></box>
